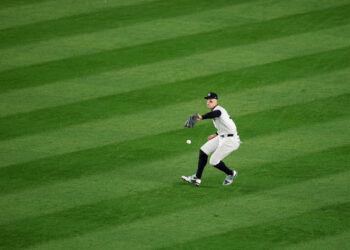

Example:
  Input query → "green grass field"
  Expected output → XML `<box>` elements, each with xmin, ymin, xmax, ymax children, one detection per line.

<box><xmin>0</xmin><ymin>0</ymin><xmax>349</xmax><ymax>249</ymax></box>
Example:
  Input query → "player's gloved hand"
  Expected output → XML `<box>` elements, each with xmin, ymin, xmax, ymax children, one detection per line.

<box><xmin>184</xmin><ymin>113</ymin><xmax>199</xmax><ymax>128</ymax></box>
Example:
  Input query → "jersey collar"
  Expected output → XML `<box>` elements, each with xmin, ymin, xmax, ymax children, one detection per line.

<box><xmin>211</xmin><ymin>105</ymin><xmax>218</xmax><ymax>111</ymax></box>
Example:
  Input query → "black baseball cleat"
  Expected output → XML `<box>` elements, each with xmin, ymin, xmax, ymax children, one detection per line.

<box><xmin>223</xmin><ymin>170</ymin><xmax>238</xmax><ymax>185</ymax></box>
<box><xmin>181</xmin><ymin>174</ymin><xmax>201</xmax><ymax>186</ymax></box>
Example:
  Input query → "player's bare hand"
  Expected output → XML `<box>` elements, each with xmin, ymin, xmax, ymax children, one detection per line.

<box><xmin>197</xmin><ymin>114</ymin><xmax>202</xmax><ymax>120</ymax></box>
<box><xmin>207</xmin><ymin>134</ymin><xmax>217</xmax><ymax>141</ymax></box>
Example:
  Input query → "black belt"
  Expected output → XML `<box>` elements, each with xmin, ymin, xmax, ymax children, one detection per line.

<box><xmin>220</xmin><ymin>134</ymin><xmax>234</xmax><ymax>138</ymax></box>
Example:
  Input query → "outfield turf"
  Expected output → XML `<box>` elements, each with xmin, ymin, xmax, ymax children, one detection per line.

<box><xmin>0</xmin><ymin>0</ymin><xmax>349</xmax><ymax>249</ymax></box>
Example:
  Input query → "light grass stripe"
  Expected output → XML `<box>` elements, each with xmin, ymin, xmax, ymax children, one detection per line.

<box><xmin>0</xmin><ymin>0</ymin><xmax>251</xmax><ymax>49</ymax></box>
<box><xmin>31</xmin><ymin>171</ymin><xmax>350</xmax><ymax>249</ymax></box>
<box><xmin>279</xmin><ymin>231</ymin><xmax>350</xmax><ymax>250</ymax></box>
<box><xmin>0</xmin><ymin>118</ymin><xmax>349</xmax><ymax>224</ymax></box>
<box><xmin>0</xmin><ymin>68</ymin><xmax>349</xmax><ymax>168</ymax></box>
<box><xmin>0</xmin><ymin>0</ymin><xmax>347</xmax><ymax>71</ymax></box>
<box><xmin>0</xmin><ymin>24</ymin><xmax>349</xmax><ymax>117</ymax></box>
<box><xmin>0</xmin><ymin>0</ymin><xmax>158</xmax><ymax>30</ymax></box>
<box><xmin>236</xmin><ymin>118</ymin><xmax>350</xmax><ymax>165</ymax></box>
<box><xmin>221</xmin><ymin>69</ymin><xmax>350</xmax><ymax>117</ymax></box>
<box><xmin>0</xmin><ymin>174</ymin><xmax>163</xmax><ymax>224</ymax></box>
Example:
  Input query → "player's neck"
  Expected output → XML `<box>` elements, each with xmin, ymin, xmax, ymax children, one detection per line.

<box><xmin>211</xmin><ymin>105</ymin><xmax>218</xmax><ymax>111</ymax></box>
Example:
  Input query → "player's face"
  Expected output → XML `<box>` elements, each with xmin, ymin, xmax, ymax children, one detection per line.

<box><xmin>206</xmin><ymin>99</ymin><xmax>217</xmax><ymax>109</ymax></box>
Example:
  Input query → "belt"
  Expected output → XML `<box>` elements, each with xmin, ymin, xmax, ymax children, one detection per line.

<box><xmin>220</xmin><ymin>134</ymin><xmax>235</xmax><ymax>138</ymax></box>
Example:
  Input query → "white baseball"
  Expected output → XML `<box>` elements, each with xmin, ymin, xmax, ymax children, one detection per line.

<box><xmin>186</xmin><ymin>139</ymin><xmax>191</xmax><ymax>144</ymax></box>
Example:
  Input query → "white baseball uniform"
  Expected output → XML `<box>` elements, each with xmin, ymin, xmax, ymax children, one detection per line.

<box><xmin>200</xmin><ymin>105</ymin><xmax>241</xmax><ymax>165</ymax></box>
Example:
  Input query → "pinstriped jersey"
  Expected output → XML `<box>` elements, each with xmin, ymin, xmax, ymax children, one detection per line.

<box><xmin>212</xmin><ymin>105</ymin><xmax>238</xmax><ymax>135</ymax></box>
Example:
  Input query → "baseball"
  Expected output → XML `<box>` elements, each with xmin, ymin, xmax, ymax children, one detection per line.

<box><xmin>186</xmin><ymin>139</ymin><xmax>191</xmax><ymax>144</ymax></box>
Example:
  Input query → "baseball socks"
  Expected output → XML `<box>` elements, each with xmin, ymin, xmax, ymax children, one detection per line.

<box><xmin>195</xmin><ymin>150</ymin><xmax>208</xmax><ymax>179</ymax></box>
<box><xmin>214</xmin><ymin>161</ymin><xmax>234</xmax><ymax>176</ymax></box>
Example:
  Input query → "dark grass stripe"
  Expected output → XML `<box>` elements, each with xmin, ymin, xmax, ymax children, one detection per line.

<box><xmin>1</xmin><ymin>4</ymin><xmax>349</xmax><ymax>93</ymax></box>
<box><xmin>160</xmin><ymin>202</ymin><xmax>350</xmax><ymax>250</ymax></box>
<box><xmin>0</xmin><ymin>146</ymin><xmax>349</xmax><ymax>249</ymax></box>
<box><xmin>1</xmin><ymin>47</ymin><xmax>349</xmax><ymax>141</ymax></box>
<box><xmin>236</xmin><ymin>93</ymin><xmax>350</xmax><ymax>138</ymax></box>
<box><xmin>0</xmin><ymin>94</ymin><xmax>348</xmax><ymax>194</ymax></box>
<box><xmin>0</xmin><ymin>0</ymin><xmax>248</xmax><ymax>48</ymax></box>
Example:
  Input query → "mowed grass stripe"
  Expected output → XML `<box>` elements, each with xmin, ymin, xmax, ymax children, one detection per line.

<box><xmin>0</xmin><ymin>0</ymin><xmax>47</xmax><ymax>10</ymax></box>
<box><xmin>1</xmin><ymin>30</ymin><xmax>349</xmax><ymax>121</ymax></box>
<box><xmin>0</xmin><ymin>115</ymin><xmax>348</xmax><ymax>224</ymax></box>
<box><xmin>28</xmin><ymin>172</ymin><xmax>350</xmax><ymax>250</ymax></box>
<box><xmin>1</xmin><ymin>0</ymin><xmax>347</xmax><ymax>71</ymax></box>
<box><xmin>0</xmin><ymin>146</ymin><xmax>349</xmax><ymax>249</ymax></box>
<box><xmin>161</xmin><ymin>202</ymin><xmax>350</xmax><ymax>250</ymax></box>
<box><xmin>0</xmin><ymin>128</ymin><xmax>348</xmax><ymax>223</ymax></box>
<box><xmin>0</xmin><ymin>0</ymin><xmax>157</xmax><ymax>30</ymax></box>
<box><xmin>1</xmin><ymin>120</ymin><xmax>349</xmax><ymax>222</ymax></box>
<box><xmin>1</xmin><ymin>5</ymin><xmax>349</xmax><ymax>93</ymax></box>
<box><xmin>0</xmin><ymin>67</ymin><xmax>349</xmax><ymax>168</ymax></box>
<box><xmin>1</xmin><ymin>132</ymin><xmax>348</xmax><ymax>225</ymax></box>
<box><xmin>0</xmin><ymin>0</ymin><xmax>248</xmax><ymax>49</ymax></box>
<box><xmin>1</xmin><ymin>46</ymin><xmax>349</xmax><ymax>138</ymax></box>
<box><xmin>1</xmin><ymin>68</ymin><xmax>349</xmax><ymax>169</ymax></box>
<box><xmin>280</xmin><ymin>231</ymin><xmax>350</xmax><ymax>250</ymax></box>
<box><xmin>0</xmin><ymin>94</ymin><xmax>348</xmax><ymax>195</ymax></box>
<box><xmin>1</xmin><ymin>34</ymin><xmax>350</xmax><ymax>119</ymax></box>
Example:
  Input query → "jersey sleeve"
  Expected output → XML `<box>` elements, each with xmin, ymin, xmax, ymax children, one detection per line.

<box><xmin>202</xmin><ymin>110</ymin><xmax>221</xmax><ymax>119</ymax></box>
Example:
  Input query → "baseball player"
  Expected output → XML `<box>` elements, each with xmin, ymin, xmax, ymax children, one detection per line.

<box><xmin>182</xmin><ymin>92</ymin><xmax>241</xmax><ymax>186</ymax></box>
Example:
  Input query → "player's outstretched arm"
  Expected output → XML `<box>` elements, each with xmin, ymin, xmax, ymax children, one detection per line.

<box><xmin>201</xmin><ymin>110</ymin><xmax>221</xmax><ymax>119</ymax></box>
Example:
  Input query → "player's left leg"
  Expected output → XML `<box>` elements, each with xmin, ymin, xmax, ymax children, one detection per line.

<box><xmin>209</xmin><ymin>137</ymin><xmax>240</xmax><ymax>185</ymax></box>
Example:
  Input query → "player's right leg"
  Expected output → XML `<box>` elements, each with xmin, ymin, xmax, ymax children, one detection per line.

<box><xmin>200</xmin><ymin>136</ymin><xmax>219</xmax><ymax>157</ymax></box>
<box><xmin>181</xmin><ymin>174</ymin><xmax>201</xmax><ymax>186</ymax></box>
<box><xmin>196</xmin><ymin>136</ymin><xmax>219</xmax><ymax>178</ymax></box>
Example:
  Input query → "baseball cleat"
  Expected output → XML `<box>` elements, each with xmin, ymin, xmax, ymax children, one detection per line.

<box><xmin>223</xmin><ymin>170</ymin><xmax>238</xmax><ymax>185</ymax></box>
<box><xmin>181</xmin><ymin>174</ymin><xmax>201</xmax><ymax>186</ymax></box>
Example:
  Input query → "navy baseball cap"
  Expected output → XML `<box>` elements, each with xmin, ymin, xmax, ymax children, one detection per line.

<box><xmin>204</xmin><ymin>92</ymin><xmax>218</xmax><ymax>99</ymax></box>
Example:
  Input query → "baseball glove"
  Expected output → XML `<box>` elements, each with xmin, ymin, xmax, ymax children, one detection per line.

<box><xmin>184</xmin><ymin>114</ymin><xmax>198</xmax><ymax>128</ymax></box>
